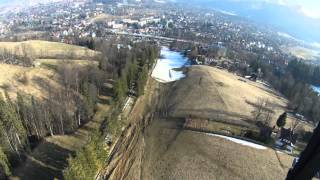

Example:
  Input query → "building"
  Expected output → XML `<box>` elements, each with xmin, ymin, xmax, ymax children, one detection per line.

<box><xmin>275</xmin><ymin>128</ymin><xmax>298</xmax><ymax>153</ymax></box>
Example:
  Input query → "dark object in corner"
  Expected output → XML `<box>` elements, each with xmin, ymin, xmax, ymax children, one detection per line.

<box><xmin>286</xmin><ymin>123</ymin><xmax>320</xmax><ymax>180</ymax></box>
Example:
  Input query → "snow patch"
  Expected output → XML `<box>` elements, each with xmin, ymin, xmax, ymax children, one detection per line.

<box><xmin>152</xmin><ymin>47</ymin><xmax>189</xmax><ymax>83</ymax></box>
<box><xmin>206</xmin><ymin>133</ymin><xmax>267</xmax><ymax>150</ymax></box>
<box><xmin>311</xmin><ymin>85</ymin><xmax>320</xmax><ymax>94</ymax></box>
<box><xmin>276</xmin><ymin>150</ymin><xmax>284</xmax><ymax>154</ymax></box>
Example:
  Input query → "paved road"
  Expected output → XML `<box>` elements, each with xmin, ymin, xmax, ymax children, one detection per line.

<box><xmin>113</xmin><ymin>31</ymin><xmax>203</xmax><ymax>45</ymax></box>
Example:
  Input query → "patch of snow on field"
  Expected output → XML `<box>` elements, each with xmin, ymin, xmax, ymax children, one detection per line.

<box><xmin>152</xmin><ymin>47</ymin><xmax>189</xmax><ymax>83</ymax></box>
<box><xmin>206</xmin><ymin>133</ymin><xmax>267</xmax><ymax>150</ymax></box>
<box><xmin>311</xmin><ymin>85</ymin><xmax>320</xmax><ymax>94</ymax></box>
<box><xmin>276</xmin><ymin>150</ymin><xmax>284</xmax><ymax>154</ymax></box>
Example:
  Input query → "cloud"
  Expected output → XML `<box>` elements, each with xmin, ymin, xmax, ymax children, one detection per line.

<box><xmin>264</xmin><ymin>0</ymin><xmax>320</xmax><ymax>19</ymax></box>
<box><xmin>298</xmin><ymin>6</ymin><xmax>320</xmax><ymax>19</ymax></box>
<box><xmin>263</xmin><ymin>0</ymin><xmax>288</xmax><ymax>6</ymax></box>
<box><xmin>275</xmin><ymin>0</ymin><xmax>288</xmax><ymax>6</ymax></box>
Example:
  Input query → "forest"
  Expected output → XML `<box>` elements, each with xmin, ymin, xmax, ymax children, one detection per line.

<box><xmin>0</xmin><ymin>38</ymin><xmax>159</xmax><ymax>179</ymax></box>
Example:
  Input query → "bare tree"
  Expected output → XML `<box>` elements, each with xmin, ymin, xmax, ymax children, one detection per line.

<box><xmin>251</xmin><ymin>98</ymin><xmax>275</xmax><ymax>126</ymax></box>
<box><xmin>291</xmin><ymin>117</ymin><xmax>301</xmax><ymax>132</ymax></box>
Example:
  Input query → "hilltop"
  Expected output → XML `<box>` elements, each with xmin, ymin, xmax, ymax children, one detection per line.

<box><xmin>0</xmin><ymin>40</ymin><xmax>100</xmax><ymax>99</ymax></box>
<box><xmin>0</xmin><ymin>40</ymin><xmax>99</xmax><ymax>62</ymax></box>
<box><xmin>0</xmin><ymin>60</ymin><xmax>98</xmax><ymax>99</ymax></box>
<box><xmin>103</xmin><ymin>65</ymin><xmax>312</xmax><ymax>180</ymax></box>
<box><xmin>167</xmin><ymin>66</ymin><xmax>288</xmax><ymax>124</ymax></box>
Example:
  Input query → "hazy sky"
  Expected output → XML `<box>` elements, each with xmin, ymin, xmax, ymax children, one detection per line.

<box><xmin>265</xmin><ymin>0</ymin><xmax>320</xmax><ymax>18</ymax></box>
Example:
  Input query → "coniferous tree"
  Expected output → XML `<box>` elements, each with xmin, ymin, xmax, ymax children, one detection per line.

<box><xmin>0</xmin><ymin>93</ymin><xmax>27</xmax><ymax>156</ymax></box>
<box><xmin>276</xmin><ymin>112</ymin><xmax>287</xmax><ymax>129</ymax></box>
<box><xmin>0</xmin><ymin>146</ymin><xmax>11</xmax><ymax>178</ymax></box>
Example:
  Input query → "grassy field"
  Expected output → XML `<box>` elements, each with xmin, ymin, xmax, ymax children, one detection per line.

<box><xmin>0</xmin><ymin>59</ymin><xmax>99</xmax><ymax>99</ymax></box>
<box><xmin>0</xmin><ymin>40</ymin><xmax>101</xmax><ymax>99</ymax></box>
<box><xmin>101</xmin><ymin>65</ymin><xmax>299</xmax><ymax>180</ymax></box>
<box><xmin>35</xmin><ymin>59</ymin><xmax>99</xmax><ymax>66</ymax></box>
<box><xmin>0</xmin><ymin>40</ymin><xmax>100</xmax><ymax>60</ymax></box>
<box><xmin>281</xmin><ymin>46</ymin><xmax>320</xmax><ymax>61</ymax></box>
<box><xmin>136</xmin><ymin>66</ymin><xmax>298</xmax><ymax>179</ymax></box>
<box><xmin>167</xmin><ymin>65</ymin><xmax>314</xmax><ymax>131</ymax></box>
<box><xmin>0</xmin><ymin>63</ymin><xmax>60</xmax><ymax>99</ymax></box>
<box><xmin>89</xmin><ymin>13</ymin><xmax>128</xmax><ymax>24</ymax></box>
<box><xmin>141</xmin><ymin>124</ymin><xmax>294</xmax><ymax>180</ymax></box>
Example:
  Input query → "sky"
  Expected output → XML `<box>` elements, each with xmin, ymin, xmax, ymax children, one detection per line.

<box><xmin>255</xmin><ymin>0</ymin><xmax>320</xmax><ymax>19</ymax></box>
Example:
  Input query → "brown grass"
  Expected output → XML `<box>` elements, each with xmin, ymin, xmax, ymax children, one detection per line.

<box><xmin>89</xmin><ymin>13</ymin><xmax>128</xmax><ymax>24</ymax></box>
<box><xmin>168</xmin><ymin>65</ymin><xmax>314</xmax><ymax>130</ymax></box>
<box><xmin>0</xmin><ymin>63</ymin><xmax>59</xmax><ymax>99</ymax></box>
<box><xmin>0</xmin><ymin>58</ymin><xmax>98</xmax><ymax>100</ymax></box>
<box><xmin>104</xmin><ymin>66</ymin><xmax>297</xmax><ymax>180</ymax></box>
<box><xmin>282</xmin><ymin>46</ymin><xmax>320</xmax><ymax>61</ymax></box>
<box><xmin>142</xmin><ymin>127</ymin><xmax>294</xmax><ymax>180</ymax></box>
<box><xmin>0</xmin><ymin>40</ymin><xmax>100</xmax><ymax>60</ymax></box>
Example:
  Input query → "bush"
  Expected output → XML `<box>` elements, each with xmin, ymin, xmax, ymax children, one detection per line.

<box><xmin>0</xmin><ymin>147</ymin><xmax>11</xmax><ymax>178</ymax></box>
<box><xmin>17</xmin><ymin>73</ymin><xmax>29</xmax><ymax>85</ymax></box>
<box><xmin>64</xmin><ymin>131</ymin><xmax>109</xmax><ymax>180</ymax></box>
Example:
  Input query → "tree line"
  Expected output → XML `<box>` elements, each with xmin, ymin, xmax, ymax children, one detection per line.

<box><xmin>0</xmin><ymin>38</ymin><xmax>159</xmax><ymax>178</ymax></box>
<box><xmin>63</xmin><ymin>40</ymin><xmax>159</xmax><ymax>180</ymax></box>
<box><xmin>0</xmin><ymin>46</ymin><xmax>34</xmax><ymax>67</ymax></box>
<box><xmin>248</xmin><ymin>58</ymin><xmax>320</xmax><ymax>124</ymax></box>
<box><xmin>211</xmin><ymin>51</ymin><xmax>320</xmax><ymax>126</ymax></box>
<box><xmin>0</xmin><ymin>64</ymin><xmax>103</xmax><ymax>178</ymax></box>
<box><xmin>64</xmin><ymin>41</ymin><xmax>159</xmax><ymax>179</ymax></box>
<box><xmin>171</xmin><ymin>42</ymin><xmax>320</xmax><ymax>126</ymax></box>
<box><xmin>95</xmin><ymin>38</ymin><xmax>158</xmax><ymax>100</ymax></box>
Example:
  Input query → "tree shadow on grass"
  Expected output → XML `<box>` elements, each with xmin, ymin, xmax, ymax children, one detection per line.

<box><xmin>12</xmin><ymin>140</ymin><xmax>75</xmax><ymax>180</ymax></box>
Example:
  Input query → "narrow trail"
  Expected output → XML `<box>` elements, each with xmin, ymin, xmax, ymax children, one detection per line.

<box><xmin>97</xmin><ymin>76</ymin><xmax>161</xmax><ymax>180</ymax></box>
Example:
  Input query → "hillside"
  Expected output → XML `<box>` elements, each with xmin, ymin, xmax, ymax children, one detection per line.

<box><xmin>0</xmin><ymin>41</ymin><xmax>104</xmax><ymax>179</ymax></box>
<box><xmin>0</xmin><ymin>40</ymin><xmax>100</xmax><ymax>99</ymax></box>
<box><xmin>102</xmin><ymin>65</ymin><xmax>299</xmax><ymax>180</ymax></box>
<box><xmin>0</xmin><ymin>60</ymin><xmax>98</xmax><ymax>99</ymax></box>
<box><xmin>281</xmin><ymin>46</ymin><xmax>320</xmax><ymax>61</ymax></box>
<box><xmin>168</xmin><ymin>66</ymin><xmax>293</xmax><ymax>126</ymax></box>
<box><xmin>0</xmin><ymin>40</ymin><xmax>100</xmax><ymax>60</ymax></box>
<box><xmin>139</xmin><ymin>120</ymin><xmax>294</xmax><ymax>180</ymax></box>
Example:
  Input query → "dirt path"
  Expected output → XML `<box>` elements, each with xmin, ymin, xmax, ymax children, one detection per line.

<box><xmin>10</xmin><ymin>101</ymin><xmax>110</xmax><ymax>180</ymax></box>
<box><xmin>97</xmin><ymin>75</ymin><xmax>162</xmax><ymax>180</ymax></box>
